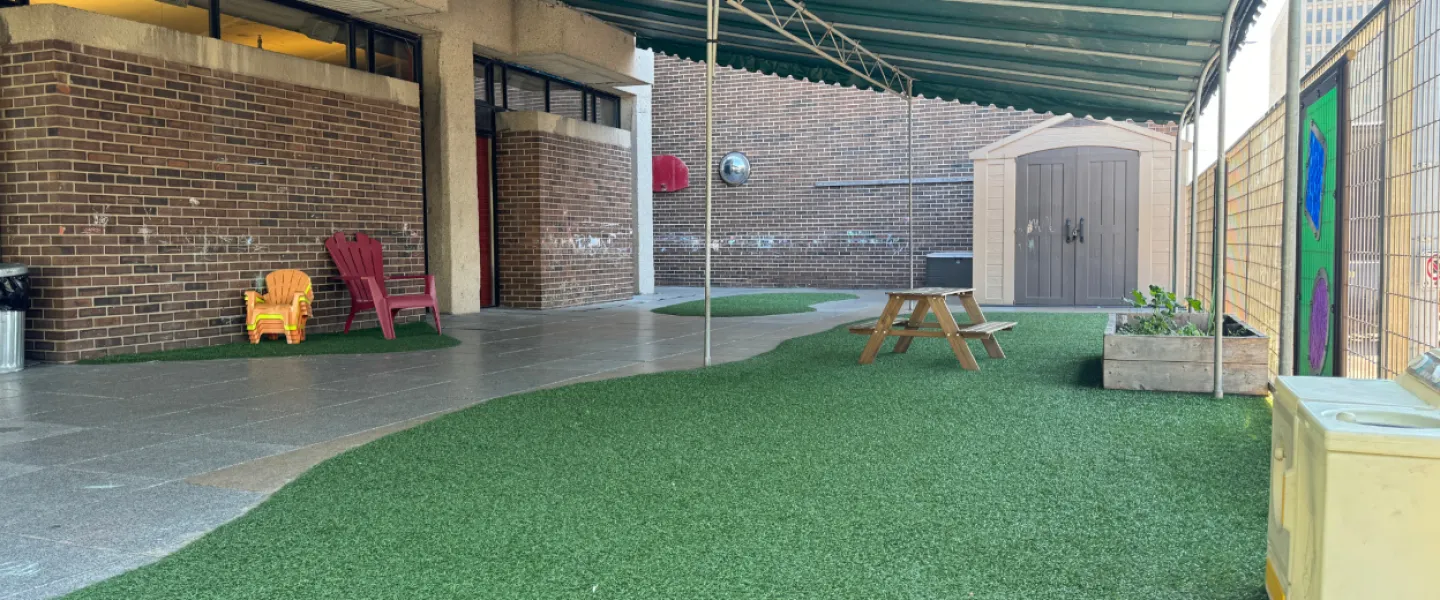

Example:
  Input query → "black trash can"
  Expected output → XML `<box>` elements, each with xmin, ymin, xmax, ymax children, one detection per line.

<box><xmin>0</xmin><ymin>263</ymin><xmax>29</xmax><ymax>373</ymax></box>
<box><xmin>924</xmin><ymin>251</ymin><xmax>973</xmax><ymax>288</ymax></box>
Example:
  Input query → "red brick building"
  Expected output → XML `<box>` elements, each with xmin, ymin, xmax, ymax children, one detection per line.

<box><xmin>2</xmin><ymin>39</ymin><xmax>426</xmax><ymax>360</ymax></box>
<box><xmin>650</xmin><ymin>54</ymin><xmax>1181</xmax><ymax>292</ymax></box>
<box><xmin>0</xmin><ymin>1</ymin><xmax>655</xmax><ymax>362</ymax></box>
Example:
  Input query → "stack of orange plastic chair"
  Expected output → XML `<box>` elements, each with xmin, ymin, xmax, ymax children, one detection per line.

<box><xmin>244</xmin><ymin>269</ymin><xmax>312</xmax><ymax>344</ymax></box>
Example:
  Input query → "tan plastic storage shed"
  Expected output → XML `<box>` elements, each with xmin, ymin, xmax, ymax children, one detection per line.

<box><xmin>970</xmin><ymin>115</ymin><xmax>1191</xmax><ymax>306</ymax></box>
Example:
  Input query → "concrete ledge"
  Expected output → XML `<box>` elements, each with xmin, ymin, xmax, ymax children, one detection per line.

<box><xmin>0</xmin><ymin>5</ymin><xmax>420</xmax><ymax>107</ymax></box>
<box><xmin>511</xmin><ymin>0</ymin><xmax>647</xmax><ymax>87</ymax></box>
<box><xmin>496</xmin><ymin>110</ymin><xmax>631</xmax><ymax>149</ymax></box>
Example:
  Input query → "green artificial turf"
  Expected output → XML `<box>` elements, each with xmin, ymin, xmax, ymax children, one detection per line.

<box><xmin>78</xmin><ymin>322</ymin><xmax>459</xmax><ymax>364</ymax></box>
<box><xmin>653</xmin><ymin>292</ymin><xmax>858</xmax><ymax>317</ymax></box>
<box><xmin>67</xmin><ymin>313</ymin><xmax>1271</xmax><ymax>599</ymax></box>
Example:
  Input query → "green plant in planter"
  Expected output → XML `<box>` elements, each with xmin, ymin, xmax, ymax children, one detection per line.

<box><xmin>1119</xmin><ymin>285</ymin><xmax>1209</xmax><ymax>336</ymax></box>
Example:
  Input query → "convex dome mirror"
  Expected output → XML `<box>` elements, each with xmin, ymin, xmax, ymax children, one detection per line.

<box><xmin>719</xmin><ymin>152</ymin><xmax>750</xmax><ymax>186</ymax></box>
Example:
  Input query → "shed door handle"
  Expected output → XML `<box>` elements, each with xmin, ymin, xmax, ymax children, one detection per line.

<box><xmin>1064</xmin><ymin>218</ymin><xmax>1074</xmax><ymax>243</ymax></box>
<box><xmin>1077</xmin><ymin>218</ymin><xmax>1085</xmax><ymax>243</ymax></box>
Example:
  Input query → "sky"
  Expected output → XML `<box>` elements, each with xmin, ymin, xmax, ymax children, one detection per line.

<box><xmin>1190</xmin><ymin>0</ymin><xmax>1285</xmax><ymax>177</ymax></box>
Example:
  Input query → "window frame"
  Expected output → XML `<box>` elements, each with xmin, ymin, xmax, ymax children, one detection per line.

<box><xmin>475</xmin><ymin>56</ymin><xmax>622</xmax><ymax>129</ymax></box>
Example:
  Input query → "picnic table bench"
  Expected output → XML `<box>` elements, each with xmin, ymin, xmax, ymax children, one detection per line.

<box><xmin>848</xmin><ymin>287</ymin><xmax>1016</xmax><ymax>370</ymax></box>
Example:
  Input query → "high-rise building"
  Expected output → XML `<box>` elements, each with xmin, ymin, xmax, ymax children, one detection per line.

<box><xmin>1269</xmin><ymin>0</ymin><xmax>1380</xmax><ymax>104</ymax></box>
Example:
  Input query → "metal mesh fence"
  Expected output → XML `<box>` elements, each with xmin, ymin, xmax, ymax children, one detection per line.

<box><xmin>1189</xmin><ymin>2</ymin><xmax>1434</xmax><ymax>379</ymax></box>
<box><xmin>1224</xmin><ymin>137</ymin><xmax>1250</xmax><ymax>320</ymax></box>
<box><xmin>1195</xmin><ymin>161</ymin><xmax>1215</xmax><ymax>306</ymax></box>
<box><xmin>1191</xmin><ymin>107</ymin><xmax>1287</xmax><ymax>372</ymax></box>
<box><xmin>1383</xmin><ymin>0</ymin><xmax>1440</xmax><ymax>376</ymax></box>
<box><xmin>1236</xmin><ymin>110</ymin><xmax>1287</xmax><ymax>373</ymax></box>
<box><xmin>1344</xmin><ymin>16</ymin><xmax>1389</xmax><ymax>379</ymax></box>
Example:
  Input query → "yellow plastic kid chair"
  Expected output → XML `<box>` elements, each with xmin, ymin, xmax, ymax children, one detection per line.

<box><xmin>244</xmin><ymin>269</ymin><xmax>312</xmax><ymax>344</ymax></box>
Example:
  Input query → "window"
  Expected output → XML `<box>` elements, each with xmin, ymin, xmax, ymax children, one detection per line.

<box><xmin>475</xmin><ymin>57</ymin><xmax>624</xmax><ymax>130</ymax></box>
<box><xmin>504</xmin><ymin>69</ymin><xmax>548</xmax><ymax>112</ymax></box>
<box><xmin>473</xmin><ymin>61</ymin><xmax>497</xmax><ymax>136</ymax></box>
<box><xmin>1307</xmin><ymin>30</ymin><xmax>1313</xmax><ymax>44</ymax></box>
<box><xmin>490</xmin><ymin>66</ymin><xmax>504</xmax><ymax>109</ymax></box>
<box><xmin>31</xmin><ymin>0</ymin><xmax>211</xmax><ymax>36</ymax></box>
<box><xmin>473</xmin><ymin>61</ymin><xmax>492</xmax><ymax>105</ymax></box>
<box><xmin>353</xmin><ymin>23</ymin><xmax>370</xmax><ymax>72</ymax></box>
<box><xmin>1326</xmin><ymin>28</ymin><xmax>1333</xmax><ymax>43</ymax></box>
<box><xmin>372</xmin><ymin>31</ymin><xmax>415</xmax><ymax>81</ymax></box>
<box><xmin>24</xmin><ymin>0</ymin><xmax>417</xmax><ymax>81</ymax></box>
<box><xmin>595</xmin><ymin>94</ymin><xmax>619</xmax><ymax>128</ymax></box>
<box><xmin>548</xmin><ymin>81</ymin><xmax>585</xmax><ymax>121</ymax></box>
<box><xmin>220</xmin><ymin>0</ymin><xmax>348</xmax><ymax>68</ymax></box>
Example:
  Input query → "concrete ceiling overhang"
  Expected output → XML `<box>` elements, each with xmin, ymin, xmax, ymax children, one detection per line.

<box><xmin>510</xmin><ymin>0</ymin><xmax>650</xmax><ymax>87</ymax></box>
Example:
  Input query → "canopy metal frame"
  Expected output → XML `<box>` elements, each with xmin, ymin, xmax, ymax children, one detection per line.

<box><xmin>725</xmin><ymin>0</ymin><xmax>914</xmax><ymax>94</ymax></box>
<box><xmin>681</xmin><ymin>0</ymin><xmax>1277</xmax><ymax>390</ymax></box>
<box><xmin>698</xmin><ymin>0</ymin><xmax>916</xmax><ymax>365</ymax></box>
<box><xmin>570</xmin><ymin>0</ymin><xmax>1257</xmax><ymax>123</ymax></box>
<box><xmin>934</xmin><ymin>0</ymin><xmax>1224</xmax><ymax>22</ymax></box>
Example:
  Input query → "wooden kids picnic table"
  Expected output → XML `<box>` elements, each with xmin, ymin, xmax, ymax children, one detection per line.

<box><xmin>848</xmin><ymin>288</ymin><xmax>1016</xmax><ymax>371</ymax></box>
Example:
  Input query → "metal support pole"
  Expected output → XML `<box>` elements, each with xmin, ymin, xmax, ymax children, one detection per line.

<box><xmin>906</xmin><ymin>88</ymin><xmax>915</xmax><ymax>289</ymax></box>
<box><xmin>703</xmin><ymin>0</ymin><xmax>717</xmax><ymax>366</ymax></box>
<box><xmin>1213</xmin><ymin>4</ymin><xmax>1234</xmax><ymax>399</ymax></box>
<box><xmin>1190</xmin><ymin>112</ymin><xmax>1200</xmax><ymax>300</ymax></box>
<box><xmin>1376</xmin><ymin>2</ymin><xmax>1393</xmax><ymax>376</ymax></box>
<box><xmin>1172</xmin><ymin>113</ymin><xmax>1186</xmax><ymax>293</ymax></box>
<box><xmin>1279</xmin><ymin>0</ymin><xmax>1302</xmax><ymax>377</ymax></box>
<box><xmin>1189</xmin><ymin>60</ymin><xmax>1210</xmax><ymax>302</ymax></box>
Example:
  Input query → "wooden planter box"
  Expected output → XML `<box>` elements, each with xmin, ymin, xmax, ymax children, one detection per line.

<box><xmin>1103</xmin><ymin>313</ymin><xmax>1270</xmax><ymax>396</ymax></box>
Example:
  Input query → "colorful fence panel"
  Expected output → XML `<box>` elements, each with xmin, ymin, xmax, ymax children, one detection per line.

<box><xmin>1298</xmin><ymin>63</ymin><xmax>1347</xmax><ymax>376</ymax></box>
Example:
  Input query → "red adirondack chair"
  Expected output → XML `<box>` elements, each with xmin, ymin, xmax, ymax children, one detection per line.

<box><xmin>325</xmin><ymin>232</ymin><xmax>442</xmax><ymax>340</ymax></box>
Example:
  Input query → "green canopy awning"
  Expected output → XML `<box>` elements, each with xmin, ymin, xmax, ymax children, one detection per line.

<box><xmin>565</xmin><ymin>0</ymin><xmax>1263</xmax><ymax>123</ymax></box>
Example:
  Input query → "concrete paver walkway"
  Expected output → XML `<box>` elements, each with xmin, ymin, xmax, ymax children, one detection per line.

<box><xmin>0</xmin><ymin>288</ymin><xmax>890</xmax><ymax>599</ymax></box>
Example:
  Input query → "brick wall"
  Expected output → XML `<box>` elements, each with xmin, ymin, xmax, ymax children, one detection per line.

<box><xmin>0</xmin><ymin>40</ymin><xmax>425</xmax><ymax>362</ymax></box>
<box><xmin>495</xmin><ymin>127</ymin><xmax>634</xmax><ymax>309</ymax></box>
<box><xmin>651</xmin><ymin>54</ymin><xmax>1175</xmax><ymax>288</ymax></box>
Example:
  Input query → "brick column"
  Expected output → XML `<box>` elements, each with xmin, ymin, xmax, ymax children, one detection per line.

<box><xmin>495</xmin><ymin>112</ymin><xmax>635</xmax><ymax>308</ymax></box>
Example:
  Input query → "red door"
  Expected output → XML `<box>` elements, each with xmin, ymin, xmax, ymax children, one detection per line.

<box><xmin>477</xmin><ymin>137</ymin><xmax>496</xmax><ymax>307</ymax></box>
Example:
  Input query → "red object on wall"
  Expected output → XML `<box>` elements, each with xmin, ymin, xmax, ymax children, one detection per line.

<box><xmin>653</xmin><ymin>155</ymin><xmax>689</xmax><ymax>192</ymax></box>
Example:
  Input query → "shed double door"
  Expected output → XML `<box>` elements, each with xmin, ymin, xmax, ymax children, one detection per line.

<box><xmin>1015</xmin><ymin>147</ymin><xmax>1139</xmax><ymax>306</ymax></box>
